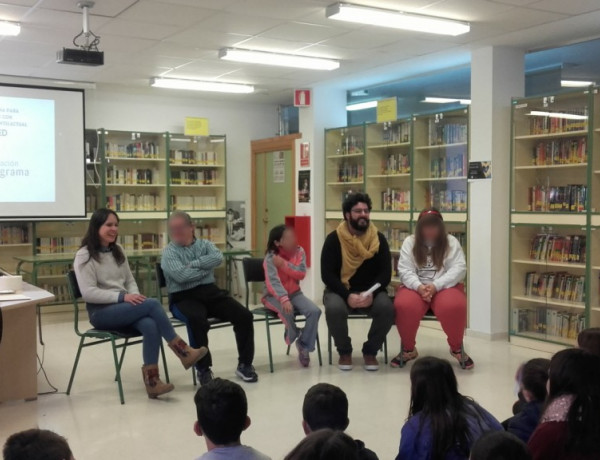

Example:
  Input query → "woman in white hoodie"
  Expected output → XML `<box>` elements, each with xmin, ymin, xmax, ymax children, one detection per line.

<box><xmin>391</xmin><ymin>208</ymin><xmax>473</xmax><ymax>369</ymax></box>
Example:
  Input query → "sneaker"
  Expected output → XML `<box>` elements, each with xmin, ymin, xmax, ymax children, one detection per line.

<box><xmin>296</xmin><ymin>341</ymin><xmax>310</xmax><ymax>367</ymax></box>
<box><xmin>363</xmin><ymin>354</ymin><xmax>379</xmax><ymax>372</ymax></box>
<box><xmin>390</xmin><ymin>348</ymin><xmax>419</xmax><ymax>368</ymax></box>
<box><xmin>338</xmin><ymin>354</ymin><xmax>353</xmax><ymax>371</ymax></box>
<box><xmin>450</xmin><ymin>349</ymin><xmax>475</xmax><ymax>370</ymax></box>
<box><xmin>196</xmin><ymin>368</ymin><xmax>214</xmax><ymax>387</ymax></box>
<box><xmin>235</xmin><ymin>364</ymin><xmax>258</xmax><ymax>383</ymax></box>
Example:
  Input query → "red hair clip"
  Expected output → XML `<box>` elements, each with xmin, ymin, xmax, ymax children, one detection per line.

<box><xmin>418</xmin><ymin>209</ymin><xmax>443</xmax><ymax>221</ymax></box>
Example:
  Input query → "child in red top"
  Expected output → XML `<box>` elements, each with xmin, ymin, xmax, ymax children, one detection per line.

<box><xmin>262</xmin><ymin>225</ymin><xmax>321</xmax><ymax>367</ymax></box>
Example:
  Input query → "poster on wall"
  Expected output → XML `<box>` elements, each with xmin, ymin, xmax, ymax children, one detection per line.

<box><xmin>467</xmin><ymin>161</ymin><xmax>492</xmax><ymax>180</ymax></box>
<box><xmin>273</xmin><ymin>151</ymin><xmax>285</xmax><ymax>183</ymax></box>
<box><xmin>298</xmin><ymin>170</ymin><xmax>311</xmax><ymax>203</ymax></box>
<box><xmin>300</xmin><ymin>142</ymin><xmax>310</xmax><ymax>167</ymax></box>
<box><xmin>226</xmin><ymin>201</ymin><xmax>246</xmax><ymax>247</ymax></box>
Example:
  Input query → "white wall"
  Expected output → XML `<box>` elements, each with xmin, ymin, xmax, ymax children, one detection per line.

<box><xmin>84</xmin><ymin>84</ymin><xmax>279</xmax><ymax>244</ymax></box>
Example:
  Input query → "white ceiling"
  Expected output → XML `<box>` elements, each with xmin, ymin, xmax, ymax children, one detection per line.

<box><xmin>1</xmin><ymin>0</ymin><xmax>600</xmax><ymax>103</ymax></box>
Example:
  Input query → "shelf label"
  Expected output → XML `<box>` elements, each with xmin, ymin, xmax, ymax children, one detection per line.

<box><xmin>376</xmin><ymin>97</ymin><xmax>397</xmax><ymax>123</ymax></box>
<box><xmin>184</xmin><ymin>117</ymin><xmax>209</xmax><ymax>136</ymax></box>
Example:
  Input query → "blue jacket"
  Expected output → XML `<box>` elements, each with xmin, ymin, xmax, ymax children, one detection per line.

<box><xmin>396</xmin><ymin>402</ymin><xmax>503</xmax><ymax>460</ymax></box>
<box><xmin>507</xmin><ymin>400</ymin><xmax>543</xmax><ymax>444</ymax></box>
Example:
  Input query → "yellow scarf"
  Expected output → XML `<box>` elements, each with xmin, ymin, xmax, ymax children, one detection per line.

<box><xmin>336</xmin><ymin>221</ymin><xmax>380</xmax><ymax>288</ymax></box>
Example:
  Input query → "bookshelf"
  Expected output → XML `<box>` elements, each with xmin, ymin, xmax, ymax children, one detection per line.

<box><xmin>510</xmin><ymin>89</ymin><xmax>596</xmax><ymax>346</ymax></box>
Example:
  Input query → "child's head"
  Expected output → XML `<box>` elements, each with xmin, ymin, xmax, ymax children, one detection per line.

<box><xmin>577</xmin><ymin>328</ymin><xmax>600</xmax><ymax>358</ymax></box>
<box><xmin>194</xmin><ymin>378</ymin><xmax>250</xmax><ymax>447</ymax></box>
<box><xmin>3</xmin><ymin>429</ymin><xmax>74</xmax><ymax>460</ymax></box>
<box><xmin>470</xmin><ymin>431</ymin><xmax>531</xmax><ymax>460</ymax></box>
<box><xmin>302</xmin><ymin>383</ymin><xmax>349</xmax><ymax>434</ymax></box>
<box><xmin>410</xmin><ymin>356</ymin><xmax>461</xmax><ymax>415</ymax></box>
<box><xmin>519</xmin><ymin>358</ymin><xmax>550</xmax><ymax>403</ymax></box>
<box><xmin>266</xmin><ymin>224</ymin><xmax>296</xmax><ymax>254</ymax></box>
<box><xmin>284</xmin><ymin>429</ymin><xmax>359</xmax><ymax>460</ymax></box>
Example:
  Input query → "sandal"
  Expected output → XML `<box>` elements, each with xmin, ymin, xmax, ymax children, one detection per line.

<box><xmin>390</xmin><ymin>348</ymin><xmax>419</xmax><ymax>368</ymax></box>
<box><xmin>451</xmin><ymin>349</ymin><xmax>474</xmax><ymax>370</ymax></box>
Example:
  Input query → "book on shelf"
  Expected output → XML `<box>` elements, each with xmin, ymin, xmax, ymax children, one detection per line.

<box><xmin>106</xmin><ymin>194</ymin><xmax>160</xmax><ymax>212</ymax></box>
<box><xmin>118</xmin><ymin>233</ymin><xmax>166</xmax><ymax>251</ymax></box>
<box><xmin>381</xmin><ymin>152</ymin><xmax>410</xmax><ymax>174</ymax></box>
<box><xmin>428</xmin><ymin>120</ymin><xmax>467</xmax><ymax>146</ymax></box>
<box><xmin>170</xmin><ymin>195</ymin><xmax>218</xmax><ymax>211</ymax></box>
<box><xmin>171</xmin><ymin>169</ymin><xmax>218</xmax><ymax>185</ymax></box>
<box><xmin>448</xmin><ymin>232</ymin><xmax>467</xmax><ymax>248</ymax></box>
<box><xmin>169</xmin><ymin>149</ymin><xmax>217</xmax><ymax>165</ymax></box>
<box><xmin>524</xmin><ymin>271</ymin><xmax>586</xmax><ymax>303</ymax></box>
<box><xmin>430</xmin><ymin>153</ymin><xmax>466</xmax><ymax>178</ymax></box>
<box><xmin>0</xmin><ymin>224</ymin><xmax>29</xmax><ymax>244</ymax></box>
<box><xmin>512</xmin><ymin>307</ymin><xmax>584</xmax><ymax>340</ymax></box>
<box><xmin>381</xmin><ymin>122</ymin><xmax>410</xmax><ymax>144</ymax></box>
<box><xmin>381</xmin><ymin>189</ymin><xmax>410</xmax><ymax>211</ymax></box>
<box><xmin>38</xmin><ymin>263</ymin><xmax>72</xmax><ymax>276</ymax></box>
<box><xmin>527</xmin><ymin>184</ymin><xmax>587</xmax><ymax>212</ymax></box>
<box><xmin>528</xmin><ymin>109</ymin><xmax>588</xmax><ymax>135</ymax></box>
<box><xmin>531</xmin><ymin>138</ymin><xmax>587</xmax><ymax>165</ymax></box>
<box><xmin>105</xmin><ymin>142</ymin><xmax>160</xmax><ymax>159</ymax></box>
<box><xmin>194</xmin><ymin>225</ymin><xmax>223</xmax><ymax>243</ymax></box>
<box><xmin>529</xmin><ymin>233</ymin><xmax>586</xmax><ymax>264</ymax></box>
<box><xmin>41</xmin><ymin>283</ymin><xmax>70</xmax><ymax>304</ymax></box>
<box><xmin>337</xmin><ymin>163</ymin><xmax>364</xmax><ymax>183</ymax></box>
<box><xmin>335</xmin><ymin>135</ymin><xmax>363</xmax><ymax>155</ymax></box>
<box><xmin>37</xmin><ymin>237</ymin><xmax>81</xmax><ymax>254</ymax></box>
<box><xmin>381</xmin><ymin>224</ymin><xmax>410</xmax><ymax>251</ymax></box>
<box><xmin>106</xmin><ymin>167</ymin><xmax>161</xmax><ymax>185</ymax></box>
<box><xmin>426</xmin><ymin>185</ymin><xmax>467</xmax><ymax>212</ymax></box>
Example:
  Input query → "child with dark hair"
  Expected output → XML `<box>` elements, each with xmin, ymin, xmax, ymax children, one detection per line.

<box><xmin>302</xmin><ymin>383</ymin><xmax>378</xmax><ymax>460</ymax></box>
<box><xmin>470</xmin><ymin>431</ymin><xmax>531</xmax><ymax>460</ymax></box>
<box><xmin>397</xmin><ymin>357</ymin><xmax>502</xmax><ymax>460</ymax></box>
<box><xmin>3</xmin><ymin>429</ymin><xmax>74</xmax><ymax>460</ymax></box>
<box><xmin>262</xmin><ymin>224</ymin><xmax>321</xmax><ymax>367</ymax></box>
<box><xmin>506</xmin><ymin>358</ymin><xmax>550</xmax><ymax>443</ymax></box>
<box><xmin>285</xmin><ymin>429</ymin><xmax>359</xmax><ymax>460</ymax></box>
<box><xmin>528</xmin><ymin>348</ymin><xmax>600</xmax><ymax>460</ymax></box>
<box><xmin>193</xmin><ymin>378</ymin><xmax>270</xmax><ymax>460</ymax></box>
<box><xmin>577</xmin><ymin>327</ymin><xmax>600</xmax><ymax>357</ymax></box>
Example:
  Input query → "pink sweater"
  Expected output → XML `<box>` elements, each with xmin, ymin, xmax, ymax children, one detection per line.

<box><xmin>263</xmin><ymin>247</ymin><xmax>307</xmax><ymax>303</ymax></box>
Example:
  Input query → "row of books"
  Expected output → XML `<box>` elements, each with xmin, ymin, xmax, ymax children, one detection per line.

<box><xmin>106</xmin><ymin>194</ymin><xmax>161</xmax><ymax>212</ymax></box>
<box><xmin>380</xmin><ymin>225</ymin><xmax>410</xmax><ymax>251</ymax></box>
<box><xmin>86</xmin><ymin>194</ymin><xmax>99</xmax><ymax>213</ymax></box>
<box><xmin>381</xmin><ymin>189</ymin><xmax>411</xmax><ymax>211</ymax></box>
<box><xmin>531</xmin><ymin>138</ymin><xmax>587</xmax><ymax>165</ymax></box>
<box><xmin>430</xmin><ymin>153</ymin><xmax>466</xmax><ymax>178</ymax></box>
<box><xmin>170</xmin><ymin>195</ymin><xmax>218</xmax><ymax>211</ymax></box>
<box><xmin>524</xmin><ymin>271</ymin><xmax>586</xmax><ymax>303</ymax></box>
<box><xmin>379</xmin><ymin>123</ymin><xmax>410</xmax><ymax>144</ymax></box>
<box><xmin>529</xmin><ymin>234</ymin><xmax>586</xmax><ymax>264</ymax></box>
<box><xmin>512</xmin><ymin>307</ymin><xmax>585</xmax><ymax>340</ymax></box>
<box><xmin>106</xmin><ymin>167</ymin><xmax>161</xmax><ymax>185</ymax></box>
<box><xmin>41</xmin><ymin>283</ymin><xmax>71</xmax><ymax>304</ymax></box>
<box><xmin>336</xmin><ymin>163</ymin><xmax>364</xmax><ymax>183</ymax></box>
<box><xmin>336</xmin><ymin>136</ymin><xmax>364</xmax><ymax>155</ymax></box>
<box><xmin>427</xmin><ymin>188</ymin><xmax>468</xmax><ymax>212</ymax></box>
<box><xmin>528</xmin><ymin>110</ymin><xmax>588</xmax><ymax>135</ymax></box>
<box><xmin>37</xmin><ymin>237</ymin><xmax>81</xmax><ymax>254</ymax></box>
<box><xmin>527</xmin><ymin>184</ymin><xmax>587</xmax><ymax>212</ymax></box>
<box><xmin>106</xmin><ymin>142</ymin><xmax>161</xmax><ymax>159</ymax></box>
<box><xmin>380</xmin><ymin>153</ymin><xmax>410</xmax><ymax>175</ymax></box>
<box><xmin>0</xmin><ymin>224</ymin><xmax>29</xmax><ymax>244</ymax></box>
<box><xmin>118</xmin><ymin>233</ymin><xmax>166</xmax><ymax>251</ymax></box>
<box><xmin>171</xmin><ymin>169</ymin><xmax>219</xmax><ymax>185</ymax></box>
<box><xmin>427</xmin><ymin>121</ymin><xmax>467</xmax><ymax>146</ymax></box>
<box><xmin>194</xmin><ymin>225</ymin><xmax>223</xmax><ymax>243</ymax></box>
<box><xmin>169</xmin><ymin>150</ymin><xmax>219</xmax><ymax>165</ymax></box>
<box><xmin>38</xmin><ymin>263</ymin><xmax>71</xmax><ymax>277</ymax></box>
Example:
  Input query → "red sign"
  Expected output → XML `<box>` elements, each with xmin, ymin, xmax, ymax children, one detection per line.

<box><xmin>294</xmin><ymin>89</ymin><xmax>311</xmax><ymax>107</ymax></box>
<box><xmin>300</xmin><ymin>142</ymin><xmax>310</xmax><ymax>167</ymax></box>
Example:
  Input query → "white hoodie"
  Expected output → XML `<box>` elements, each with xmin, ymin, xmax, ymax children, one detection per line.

<box><xmin>398</xmin><ymin>234</ymin><xmax>466</xmax><ymax>291</ymax></box>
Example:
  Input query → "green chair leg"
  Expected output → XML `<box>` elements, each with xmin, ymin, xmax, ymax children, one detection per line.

<box><xmin>160</xmin><ymin>342</ymin><xmax>170</xmax><ymax>383</ymax></box>
<box><xmin>110</xmin><ymin>337</ymin><xmax>126</xmax><ymax>405</ymax></box>
<box><xmin>265</xmin><ymin>315</ymin><xmax>274</xmax><ymax>373</ymax></box>
<box><xmin>66</xmin><ymin>336</ymin><xmax>85</xmax><ymax>395</ymax></box>
<box><xmin>115</xmin><ymin>338</ymin><xmax>129</xmax><ymax>381</ymax></box>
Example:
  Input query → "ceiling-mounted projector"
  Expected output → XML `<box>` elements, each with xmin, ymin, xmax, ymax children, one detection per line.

<box><xmin>57</xmin><ymin>0</ymin><xmax>103</xmax><ymax>67</ymax></box>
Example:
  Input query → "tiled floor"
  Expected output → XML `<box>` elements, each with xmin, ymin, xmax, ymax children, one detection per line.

<box><xmin>0</xmin><ymin>312</ymin><xmax>551</xmax><ymax>460</ymax></box>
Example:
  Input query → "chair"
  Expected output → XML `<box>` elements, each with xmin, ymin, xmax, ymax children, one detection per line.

<box><xmin>395</xmin><ymin>309</ymin><xmax>467</xmax><ymax>369</ymax></box>
<box><xmin>242</xmin><ymin>257</ymin><xmax>322</xmax><ymax>373</ymax></box>
<box><xmin>65</xmin><ymin>271</ymin><xmax>169</xmax><ymax>404</ymax></box>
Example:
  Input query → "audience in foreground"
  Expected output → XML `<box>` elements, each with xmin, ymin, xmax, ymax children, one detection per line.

<box><xmin>285</xmin><ymin>429</ymin><xmax>359</xmax><ymax>460</ymax></box>
<box><xmin>3</xmin><ymin>429</ymin><xmax>74</xmax><ymax>460</ymax></box>
<box><xmin>470</xmin><ymin>431</ymin><xmax>531</xmax><ymax>460</ymax></box>
<box><xmin>528</xmin><ymin>348</ymin><xmax>600</xmax><ymax>460</ymax></box>
<box><xmin>396</xmin><ymin>357</ymin><xmax>502</xmax><ymax>460</ymax></box>
<box><xmin>193</xmin><ymin>378</ymin><xmax>270</xmax><ymax>460</ymax></box>
<box><xmin>301</xmin><ymin>383</ymin><xmax>378</xmax><ymax>460</ymax></box>
<box><xmin>577</xmin><ymin>327</ymin><xmax>600</xmax><ymax>357</ymax></box>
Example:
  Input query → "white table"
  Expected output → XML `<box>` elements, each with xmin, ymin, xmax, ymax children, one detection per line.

<box><xmin>0</xmin><ymin>283</ymin><xmax>54</xmax><ymax>402</ymax></box>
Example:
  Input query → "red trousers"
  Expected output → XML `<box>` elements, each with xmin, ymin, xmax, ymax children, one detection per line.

<box><xmin>394</xmin><ymin>284</ymin><xmax>467</xmax><ymax>351</ymax></box>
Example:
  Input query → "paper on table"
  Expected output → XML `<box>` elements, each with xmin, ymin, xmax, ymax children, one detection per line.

<box><xmin>0</xmin><ymin>294</ymin><xmax>31</xmax><ymax>302</ymax></box>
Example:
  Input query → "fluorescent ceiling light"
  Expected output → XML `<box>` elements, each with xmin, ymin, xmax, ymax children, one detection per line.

<box><xmin>561</xmin><ymin>80</ymin><xmax>595</xmax><ymax>88</ymax></box>
<box><xmin>0</xmin><ymin>21</ymin><xmax>20</xmax><ymax>36</ymax></box>
<box><xmin>528</xmin><ymin>110</ymin><xmax>588</xmax><ymax>121</ymax></box>
<box><xmin>422</xmin><ymin>97</ymin><xmax>471</xmax><ymax>104</ymax></box>
<box><xmin>346</xmin><ymin>101</ymin><xmax>378</xmax><ymax>111</ymax></box>
<box><xmin>219</xmin><ymin>48</ymin><xmax>340</xmax><ymax>70</ymax></box>
<box><xmin>150</xmin><ymin>77</ymin><xmax>254</xmax><ymax>94</ymax></box>
<box><xmin>326</xmin><ymin>2</ymin><xmax>470</xmax><ymax>36</ymax></box>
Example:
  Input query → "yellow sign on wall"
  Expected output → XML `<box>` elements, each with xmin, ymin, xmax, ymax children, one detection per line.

<box><xmin>376</xmin><ymin>97</ymin><xmax>397</xmax><ymax>123</ymax></box>
<box><xmin>184</xmin><ymin>117</ymin><xmax>209</xmax><ymax>136</ymax></box>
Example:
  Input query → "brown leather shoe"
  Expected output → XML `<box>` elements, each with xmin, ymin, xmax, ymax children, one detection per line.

<box><xmin>338</xmin><ymin>354</ymin><xmax>353</xmax><ymax>371</ymax></box>
<box><xmin>363</xmin><ymin>354</ymin><xmax>379</xmax><ymax>371</ymax></box>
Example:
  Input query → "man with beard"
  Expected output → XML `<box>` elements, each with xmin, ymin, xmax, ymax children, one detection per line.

<box><xmin>321</xmin><ymin>193</ymin><xmax>394</xmax><ymax>371</ymax></box>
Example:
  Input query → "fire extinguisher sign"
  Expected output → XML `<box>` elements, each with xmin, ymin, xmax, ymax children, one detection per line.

<box><xmin>294</xmin><ymin>89</ymin><xmax>311</xmax><ymax>107</ymax></box>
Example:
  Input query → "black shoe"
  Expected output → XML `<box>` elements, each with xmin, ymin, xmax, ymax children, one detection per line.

<box><xmin>197</xmin><ymin>368</ymin><xmax>214</xmax><ymax>386</ymax></box>
<box><xmin>235</xmin><ymin>364</ymin><xmax>258</xmax><ymax>383</ymax></box>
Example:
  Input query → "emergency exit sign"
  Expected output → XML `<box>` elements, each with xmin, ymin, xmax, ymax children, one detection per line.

<box><xmin>294</xmin><ymin>89</ymin><xmax>311</xmax><ymax>107</ymax></box>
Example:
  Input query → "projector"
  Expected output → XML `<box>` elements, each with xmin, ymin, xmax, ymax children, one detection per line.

<box><xmin>56</xmin><ymin>47</ymin><xmax>104</xmax><ymax>66</ymax></box>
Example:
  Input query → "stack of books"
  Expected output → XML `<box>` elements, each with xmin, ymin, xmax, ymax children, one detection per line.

<box><xmin>118</xmin><ymin>233</ymin><xmax>166</xmax><ymax>251</ymax></box>
<box><xmin>0</xmin><ymin>224</ymin><xmax>29</xmax><ymax>244</ymax></box>
<box><xmin>106</xmin><ymin>194</ymin><xmax>159</xmax><ymax>212</ymax></box>
<box><xmin>529</xmin><ymin>234</ymin><xmax>586</xmax><ymax>263</ymax></box>
<box><xmin>106</xmin><ymin>142</ymin><xmax>160</xmax><ymax>159</ymax></box>
<box><xmin>512</xmin><ymin>307</ymin><xmax>585</xmax><ymax>339</ymax></box>
<box><xmin>527</xmin><ymin>184</ymin><xmax>587</xmax><ymax>212</ymax></box>
<box><xmin>529</xmin><ymin>109</ymin><xmax>588</xmax><ymax>135</ymax></box>
<box><xmin>381</xmin><ymin>152</ymin><xmax>410</xmax><ymax>174</ymax></box>
<box><xmin>106</xmin><ymin>167</ymin><xmax>161</xmax><ymax>185</ymax></box>
<box><xmin>381</xmin><ymin>189</ymin><xmax>410</xmax><ymax>211</ymax></box>
<box><xmin>170</xmin><ymin>195</ymin><xmax>218</xmax><ymax>211</ymax></box>
<box><xmin>428</xmin><ymin>120</ymin><xmax>467</xmax><ymax>145</ymax></box>
<box><xmin>430</xmin><ymin>153</ymin><xmax>466</xmax><ymax>178</ymax></box>
<box><xmin>36</xmin><ymin>237</ymin><xmax>81</xmax><ymax>254</ymax></box>
<box><xmin>337</xmin><ymin>163</ymin><xmax>364</xmax><ymax>182</ymax></box>
<box><xmin>169</xmin><ymin>150</ymin><xmax>218</xmax><ymax>165</ymax></box>
<box><xmin>171</xmin><ymin>169</ymin><xmax>218</xmax><ymax>185</ymax></box>
<box><xmin>524</xmin><ymin>271</ymin><xmax>586</xmax><ymax>303</ymax></box>
<box><xmin>381</xmin><ymin>122</ymin><xmax>410</xmax><ymax>144</ymax></box>
<box><xmin>531</xmin><ymin>138</ymin><xmax>587</xmax><ymax>165</ymax></box>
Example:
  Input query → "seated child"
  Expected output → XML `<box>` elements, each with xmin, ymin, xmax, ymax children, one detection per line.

<box><xmin>577</xmin><ymin>327</ymin><xmax>600</xmax><ymax>357</ymax></box>
<box><xmin>3</xmin><ymin>429</ymin><xmax>74</xmax><ymax>460</ymax></box>
<box><xmin>470</xmin><ymin>431</ymin><xmax>531</xmax><ymax>460</ymax></box>
<box><xmin>193</xmin><ymin>378</ymin><xmax>271</xmax><ymax>460</ymax></box>
<box><xmin>262</xmin><ymin>224</ymin><xmax>321</xmax><ymax>367</ymax></box>
<box><xmin>285</xmin><ymin>429</ymin><xmax>359</xmax><ymax>460</ymax></box>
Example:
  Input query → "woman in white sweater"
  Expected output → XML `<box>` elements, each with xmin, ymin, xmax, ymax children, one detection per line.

<box><xmin>391</xmin><ymin>208</ymin><xmax>473</xmax><ymax>369</ymax></box>
<box><xmin>74</xmin><ymin>208</ymin><xmax>207</xmax><ymax>398</ymax></box>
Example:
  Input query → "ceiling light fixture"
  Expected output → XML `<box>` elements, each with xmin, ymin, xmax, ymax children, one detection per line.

<box><xmin>346</xmin><ymin>101</ymin><xmax>378</xmax><ymax>111</ymax></box>
<box><xmin>528</xmin><ymin>110</ymin><xmax>588</xmax><ymax>121</ymax></box>
<box><xmin>150</xmin><ymin>77</ymin><xmax>254</xmax><ymax>94</ymax></box>
<box><xmin>326</xmin><ymin>2</ymin><xmax>470</xmax><ymax>36</ymax></box>
<box><xmin>0</xmin><ymin>20</ymin><xmax>21</xmax><ymax>36</ymax></box>
<box><xmin>219</xmin><ymin>48</ymin><xmax>340</xmax><ymax>70</ymax></box>
<box><xmin>422</xmin><ymin>97</ymin><xmax>471</xmax><ymax>104</ymax></box>
<box><xmin>561</xmin><ymin>80</ymin><xmax>595</xmax><ymax>88</ymax></box>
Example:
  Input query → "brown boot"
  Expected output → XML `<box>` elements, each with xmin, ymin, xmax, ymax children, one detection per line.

<box><xmin>141</xmin><ymin>365</ymin><xmax>174</xmax><ymax>399</ymax></box>
<box><xmin>168</xmin><ymin>336</ymin><xmax>208</xmax><ymax>370</ymax></box>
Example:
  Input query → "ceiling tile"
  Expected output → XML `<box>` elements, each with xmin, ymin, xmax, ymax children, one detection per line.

<box><xmin>321</xmin><ymin>28</ymin><xmax>415</xmax><ymax>50</ymax></box>
<box><xmin>231</xmin><ymin>36</ymin><xmax>317</xmax><ymax>53</ymax></box>
<box><xmin>25</xmin><ymin>8</ymin><xmax>111</xmax><ymax>29</ymax></box>
<box><xmin>97</xmin><ymin>18</ymin><xmax>180</xmax><ymax>41</ymax></box>
<box><xmin>194</xmin><ymin>11</ymin><xmax>284</xmax><ymax>35</ymax></box>
<box><xmin>528</xmin><ymin>0</ymin><xmax>600</xmax><ymax>15</ymax></box>
<box><xmin>0</xmin><ymin>4</ymin><xmax>29</xmax><ymax>21</ymax></box>
<box><xmin>487</xmin><ymin>6</ymin><xmax>567</xmax><ymax>32</ymax></box>
<box><xmin>0</xmin><ymin>0</ymin><xmax>39</xmax><ymax>6</ymax></box>
<box><xmin>39</xmin><ymin>0</ymin><xmax>137</xmax><ymax>17</ymax></box>
<box><xmin>156</xmin><ymin>0</ymin><xmax>237</xmax><ymax>8</ymax></box>
<box><xmin>117</xmin><ymin>1</ymin><xmax>216</xmax><ymax>27</ymax></box>
<box><xmin>258</xmin><ymin>21</ymin><xmax>347</xmax><ymax>42</ymax></box>
<box><xmin>420</xmin><ymin>0</ymin><xmax>515</xmax><ymax>21</ymax></box>
<box><xmin>223</xmin><ymin>0</ymin><xmax>323</xmax><ymax>20</ymax></box>
<box><xmin>97</xmin><ymin>34</ymin><xmax>158</xmax><ymax>53</ymax></box>
<box><xmin>165</xmin><ymin>26</ymin><xmax>252</xmax><ymax>49</ymax></box>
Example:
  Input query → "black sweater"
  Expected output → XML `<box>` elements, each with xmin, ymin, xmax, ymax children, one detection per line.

<box><xmin>320</xmin><ymin>229</ymin><xmax>391</xmax><ymax>300</ymax></box>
